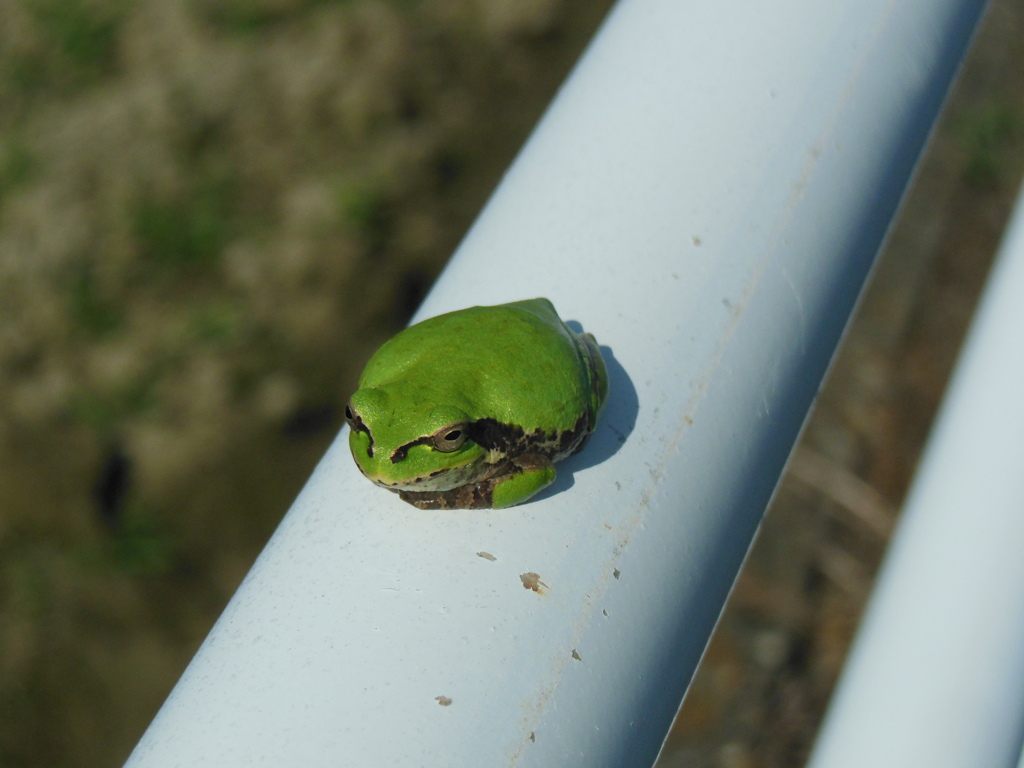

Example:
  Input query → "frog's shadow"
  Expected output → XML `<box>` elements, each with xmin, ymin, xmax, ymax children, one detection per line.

<box><xmin>537</xmin><ymin>334</ymin><xmax>637</xmax><ymax>502</ymax></box>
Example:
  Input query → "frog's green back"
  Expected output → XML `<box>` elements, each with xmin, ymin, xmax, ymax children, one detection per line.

<box><xmin>357</xmin><ymin>298</ymin><xmax>605</xmax><ymax>438</ymax></box>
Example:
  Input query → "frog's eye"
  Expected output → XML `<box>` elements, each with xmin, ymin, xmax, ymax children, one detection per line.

<box><xmin>433</xmin><ymin>426</ymin><xmax>468</xmax><ymax>453</ymax></box>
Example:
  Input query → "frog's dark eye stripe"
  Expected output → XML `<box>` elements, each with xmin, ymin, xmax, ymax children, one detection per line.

<box><xmin>344</xmin><ymin>402</ymin><xmax>374</xmax><ymax>457</ymax></box>
<box><xmin>390</xmin><ymin>424</ymin><xmax>470</xmax><ymax>463</ymax></box>
<box><xmin>391</xmin><ymin>435</ymin><xmax>432</xmax><ymax>463</ymax></box>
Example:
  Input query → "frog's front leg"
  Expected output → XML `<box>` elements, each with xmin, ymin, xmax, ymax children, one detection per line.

<box><xmin>490</xmin><ymin>454</ymin><xmax>556</xmax><ymax>509</ymax></box>
<box><xmin>398</xmin><ymin>455</ymin><xmax>556</xmax><ymax>510</ymax></box>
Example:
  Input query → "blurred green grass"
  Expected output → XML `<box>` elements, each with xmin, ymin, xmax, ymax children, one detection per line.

<box><xmin>12</xmin><ymin>0</ymin><xmax>124</xmax><ymax>95</ymax></box>
<box><xmin>957</xmin><ymin>99</ymin><xmax>1024</xmax><ymax>185</ymax></box>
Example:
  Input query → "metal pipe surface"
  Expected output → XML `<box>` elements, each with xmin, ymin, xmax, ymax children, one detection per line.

<box><xmin>124</xmin><ymin>0</ymin><xmax>989</xmax><ymax>766</ymax></box>
<box><xmin>805</xmin><ymin>180</ymin><xmax>1024</xmax><ymax>768</ymax></box>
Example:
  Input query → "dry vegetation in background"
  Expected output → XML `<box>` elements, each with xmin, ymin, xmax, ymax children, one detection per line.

<box><xmin>0</xmin><ymin>1</ymin><xmax>1022</xmax><ymax>767</ymax></box>
<box><xmin>0</xmin><ymin>1</ymin><xmax>615</xmax><ymax>764</ymax></box>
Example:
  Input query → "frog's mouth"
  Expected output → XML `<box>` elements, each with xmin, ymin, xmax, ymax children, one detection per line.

<box><xmin>358</xmin><ymin>455</ymin><xmax>493</xmax><ymax>493</ymax></box>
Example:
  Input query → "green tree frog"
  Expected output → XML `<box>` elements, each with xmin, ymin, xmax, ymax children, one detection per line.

<box><xmin>345</xmin><ymin>298</ymin><xmax>608</xmax><ymax>509</ymax></box>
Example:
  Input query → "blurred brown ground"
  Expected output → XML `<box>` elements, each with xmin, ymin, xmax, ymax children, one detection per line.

<box><xmin>0</xmin><ymin>1</ymin><xmax>1022</xmax><ymax>767</ymax></box>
